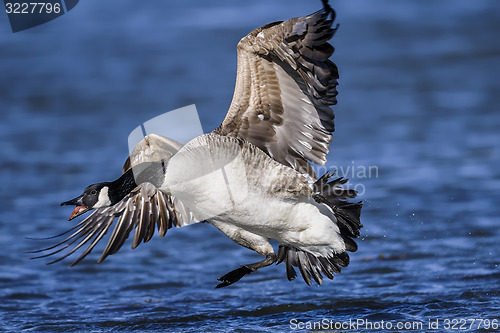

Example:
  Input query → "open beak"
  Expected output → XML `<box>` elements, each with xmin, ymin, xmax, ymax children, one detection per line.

<box><xmin>61</xmin><ymin>196</ymin><xmax>89</xmax><ymax>221</ymax></box>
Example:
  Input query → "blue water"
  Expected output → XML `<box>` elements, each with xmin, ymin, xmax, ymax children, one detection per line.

<box><xmin>1</xmin><ymin>0</ymin><xmax>499</xmax><ymax>332</ymax></box>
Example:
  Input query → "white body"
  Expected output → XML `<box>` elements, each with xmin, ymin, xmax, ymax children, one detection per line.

<box><xmin>163</xmin><ymin>134</ymin><xmax>345</xmax><ymax>257</ymax></box>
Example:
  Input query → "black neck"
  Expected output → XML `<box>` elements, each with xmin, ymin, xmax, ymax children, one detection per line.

<box><xmin>108</xmin><ymin>169</ymin><xmax>137</xmax><ymax>204</ymax></box>
<box><xmin>108</xmin><ymin>162</ymin><xmax>167</xmax><ymax>204</ymax></box>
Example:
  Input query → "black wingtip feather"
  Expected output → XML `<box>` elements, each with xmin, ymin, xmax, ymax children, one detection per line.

<box><xmin>313</xmin><ymin>170</ymin><xmax>363</xmax><ymax>241</ymax></box>
<box><xmin>322</xmin><ymin>0</ymin><xmax>332</xmax><ymax>13</ymax></box>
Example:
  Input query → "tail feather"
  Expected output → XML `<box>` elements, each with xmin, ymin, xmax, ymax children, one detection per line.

<box><xmin>277</xmin><ymin>169</ymin><xmax>363</xmax><ymax>286</ymax></box>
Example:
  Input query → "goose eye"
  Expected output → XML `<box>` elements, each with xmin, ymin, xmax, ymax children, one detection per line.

<box><xmin>90</xmin><ymin>190</ymin><xmax>97</xmax><ymax>196</ymax></box>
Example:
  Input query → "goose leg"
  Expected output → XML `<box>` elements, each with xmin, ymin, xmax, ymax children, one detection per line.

<box><xmin>216</xmin><ymin>253</ymin><xmax>277</xmax><ymax>288</ymax></box>
<box><xmin>210</xmin><ymin>221</ymin><xmax>276</xmax><ymax>288</ymax></box>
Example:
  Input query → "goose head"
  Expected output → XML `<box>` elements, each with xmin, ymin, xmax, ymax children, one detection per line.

<box><xmin>61</xmin><ymin>182</ymin><xmax>114</xmax><ymax>220</ymax></box>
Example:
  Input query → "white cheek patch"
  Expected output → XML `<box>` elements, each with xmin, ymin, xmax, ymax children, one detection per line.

<box><xmin>94</xmin><ymin>186</ymin><xmax>112</xmax><ymax>208</ymax></box>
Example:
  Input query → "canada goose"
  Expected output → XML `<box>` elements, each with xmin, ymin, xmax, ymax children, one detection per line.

<box><xmin>34</xmin><ymin>0</ymin><xmax>363</xmax><ymax>288</ymax></box>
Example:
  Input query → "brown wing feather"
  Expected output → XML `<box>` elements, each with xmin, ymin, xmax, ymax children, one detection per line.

<box><xmin>30</xmin><ymin>183</ymin><xmax>195</xmax><ymax>266</ymax></box>
<box><xmin>214</xmin><ymin>3</ymin><xmax>339</xmax><ymax>177</ymax></box>
<box><xmin>31</xmin><ymin>135</ymin><xmax>196</xmax><ymax>266</ymax></box>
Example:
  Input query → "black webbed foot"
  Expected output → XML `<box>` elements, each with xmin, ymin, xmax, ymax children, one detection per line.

<box><xmin>215</xmin><ymin>265</ymin><xmax>254</xmax><ymax>288</ymax></box>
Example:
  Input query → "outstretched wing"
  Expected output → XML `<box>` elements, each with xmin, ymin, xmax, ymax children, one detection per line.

<box><xmin>31</xmin><ymin>183</ymin><xmax>194</xmax><ymax>266</ymax></box>
<box><xmin>214</xmin><ymin>1</ymin><xmax>338</xmax><ymax>177</ymax></box>
<box><xmin>31</xmin><ymin>134</ymin><xmax>198</xmax><ymax>266</ymax></box>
